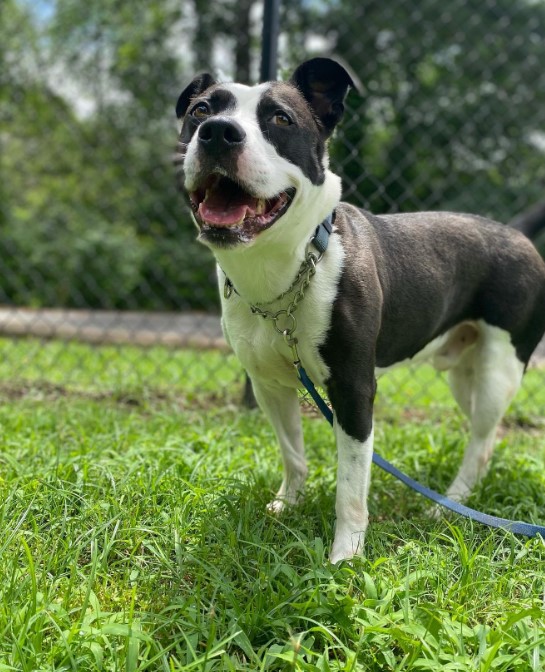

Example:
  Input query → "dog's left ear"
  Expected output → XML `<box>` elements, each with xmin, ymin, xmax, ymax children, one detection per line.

<box><xmin>176</xmin><ymin>73</ymin><xmax>217</xmax><ymax>119</ymax></box>
<box><xmin>290</xmin><ymin>58</ymin><xmax>358</xmax><ymax>138</ymax></box>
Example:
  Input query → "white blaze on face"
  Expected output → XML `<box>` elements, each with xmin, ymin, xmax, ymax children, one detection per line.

<box><xmin>222</xmin><ymin>83</ymin><xmax>300</xmax><ymax>197</ymax></box>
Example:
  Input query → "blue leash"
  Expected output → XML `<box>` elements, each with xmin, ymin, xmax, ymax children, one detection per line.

<box><xmin>298</xmin><ymin>365</ymin><xmax>545</xmax><ymax>538</ymax></box>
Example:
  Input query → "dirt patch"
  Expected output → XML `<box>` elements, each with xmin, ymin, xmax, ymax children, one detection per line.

<box><xmin>0</xmin><ymin>380</ymin><xmax>236</xmax><ymax>412</ymax></box>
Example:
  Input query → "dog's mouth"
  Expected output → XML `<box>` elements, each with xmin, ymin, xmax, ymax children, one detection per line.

<box><xmin>189</xmin><ymin>175</ymin><xmax>295</xmax><ymax>245</ymax></box>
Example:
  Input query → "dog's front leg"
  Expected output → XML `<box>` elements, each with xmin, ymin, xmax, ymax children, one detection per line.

<box><xmin>328</xmin><ymin>380</ymin><xmax>376</xmax><ymax>564</ymax></box>
<box><xmin>250</xmin><ymin>378</ymin><xmax>307</xmax><ymax>513</ymax></box>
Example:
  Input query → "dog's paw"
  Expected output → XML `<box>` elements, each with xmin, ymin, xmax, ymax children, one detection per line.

<box><xmin>267</xmin><ymin>498</ymin><xmax>288</xmax><ymax>515</ymax></box>
<box><xmin>430</xmin><ymin>487</ymin><xmax>468</xmax><ymax>520</ymax></box>
<box><xmin>429</xmin><ymin>504</ymin><xmax>445</xmax><ymax>520</ymax></box>
<box><xmin>445</xmin><ymin>481</ymin><xmax>472</xmax><ymax>503</ymax></box>
<box><xmin>267</xmin><ymin>481</ymin><xmax>304</xmax><ymax>515</ymax></box>
<box><xmin>267</xmin><ymin>494</ymin><xmax>301</xmax><ymax>514</ymax></box>
<box><xmin>329</xmin><ymin>529</ymin><xmax>365</xmax><ymax>564</ymax></box>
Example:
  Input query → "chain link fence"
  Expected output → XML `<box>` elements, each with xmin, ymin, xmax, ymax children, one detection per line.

<box><xmin>2</xmin><ymin>0</ymin><xmax>545</xmax><ymax>408</ymax></box>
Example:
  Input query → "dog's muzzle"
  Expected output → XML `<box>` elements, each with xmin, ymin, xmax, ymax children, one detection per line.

<box><xmin>186</xmin><ymin>119</ymin><xmax>295</xmax><ymax>247</ymax></box>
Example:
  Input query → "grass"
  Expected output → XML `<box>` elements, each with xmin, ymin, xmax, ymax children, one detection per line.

<box><xmin>0</xmin><ymin>337</ymin><xmax>544</xmax><ymax>670</ymax></box>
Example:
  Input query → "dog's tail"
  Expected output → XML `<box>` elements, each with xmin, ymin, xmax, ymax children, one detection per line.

<box><xmin>509</xmin><ymin>199</ymin><xmax>545</xmax><ymax>258</ymax></box>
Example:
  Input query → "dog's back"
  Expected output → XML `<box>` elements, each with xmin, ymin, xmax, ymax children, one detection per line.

<box><xmin>331</xmin><ymin>204</ymin><xmax>545</xmax><ymax>367</ymax></box>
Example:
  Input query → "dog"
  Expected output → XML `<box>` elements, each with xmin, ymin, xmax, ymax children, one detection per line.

<box><xmin>175</xmin><ymin>57</ymin><xmax>545</xmax><ymax>563</ymax></box>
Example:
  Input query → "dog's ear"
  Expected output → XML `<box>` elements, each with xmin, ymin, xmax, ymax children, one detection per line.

<box><xmin>176</xmin><ymin>73</ymin><xmax>217</xmax><ymax>119</ymax></box>
<box><xmin>290</xmin><ymin>58</ymin><xmax>357</xmax><ymax>138</ymax></box>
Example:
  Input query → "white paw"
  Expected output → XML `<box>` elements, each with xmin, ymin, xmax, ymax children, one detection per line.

<box><xmin>430</xmin><ymin>483</ymin><xmax>470</xmax><ymax>520</ymax></box>
<box><xmin>267</xmin><ymin>482</ymin><xmax>304</xmax><ymax>514</ymax></box>
<box><xmin>445</xmin><ymin>480</ymin><xmax>472</xmax><ymax>503</ymax></box>
<box><xmin>430</xmin><ymin>503</ymin><xmax>444</xmax><ymax>520</ymax></box>
<box><xmin>266</xmin><ymin>492</ymin><xmax>302</xmax><ymax>514</ymax></box>
<box><xmin>267</xmin><ymin>498</ymin><xmax>288</xmax><ymax>515</ymax></box>
<box><xmin>329</xmin><ymin>529</ymin><xmax>365</xmax><ymax>564</ymax></box>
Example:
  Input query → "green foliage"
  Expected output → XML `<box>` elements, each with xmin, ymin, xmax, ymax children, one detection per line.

<box><xmin>2</xmin><ymin>0</ymin><xmax>545</xmax><ymax>310</ymax></box>
<box><xmin>0</xmin><ymin>340</ymin><xmax>544</xmax><ymax>669</ymax></box>
<box><xmin>1</xmin><ymin>0</ymin><xmax>218</xmax><ymax>310</ymax></box>
<box><xmin>321</xmin><ymin>0</ymin><xmax>545</xmax><ymax>218</ymax></box>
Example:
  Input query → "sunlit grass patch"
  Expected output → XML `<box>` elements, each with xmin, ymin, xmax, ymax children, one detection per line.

<box><xmin>0</xmin><ymin>338</ymin><xmax>543</xmax><ymax>669</ymax></box>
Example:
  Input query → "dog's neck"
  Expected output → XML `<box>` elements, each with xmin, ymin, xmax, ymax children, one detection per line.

<box><xmin>211</xmin><ymin>172</ymin><xmax>342</xmax><ymax>305</ymax></box>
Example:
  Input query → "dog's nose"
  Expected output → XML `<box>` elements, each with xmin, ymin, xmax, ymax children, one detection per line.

<box><xmin>198</xmin><ymin>118</ymin><xmax>246</xmax><ymax>152</ymax></box>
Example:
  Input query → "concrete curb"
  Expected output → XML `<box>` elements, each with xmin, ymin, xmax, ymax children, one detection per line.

<box><xmin>0</xmin><ymin>306</ymin><xmax>543</xmax><ymax>366</ymax></box>
<box><xmin>0</xmin><ymin>307</ymin><xmax>229</xmax><ymax>351</ymax></box>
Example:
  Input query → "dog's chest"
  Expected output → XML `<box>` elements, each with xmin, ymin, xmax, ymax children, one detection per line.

<box><xmin>219</xmin><ymin>235</ymin><xmax>345</xmax><ymax>388</ymax></box>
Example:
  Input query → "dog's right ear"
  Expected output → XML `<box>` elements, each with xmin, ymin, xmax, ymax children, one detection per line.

<box><xmin>290</xmin><ymin>58</ymin><xmax>357</xmax><ymax>138</ymax></box>
<box><xmin>175</xmin><ymin>73</ymin><xmax>217</xmax><ymax>119</ymax></box>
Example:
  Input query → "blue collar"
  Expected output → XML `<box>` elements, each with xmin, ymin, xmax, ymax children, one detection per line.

<box><xmin>311</xmin><ymin>211</ymin><xmax>334</xmax><ymax>255</ymax></box>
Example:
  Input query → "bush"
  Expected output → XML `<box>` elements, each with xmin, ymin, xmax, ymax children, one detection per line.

<box><xmin>0</xmin><ymin>204</ymin><xmax>147</xmax><ymax>307</ymax></box>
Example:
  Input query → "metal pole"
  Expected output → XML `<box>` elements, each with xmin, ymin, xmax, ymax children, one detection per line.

<box><xmin>260</xmin><ymin>0</ymin><xmax>280</xmax><ymax>82</ymax></box>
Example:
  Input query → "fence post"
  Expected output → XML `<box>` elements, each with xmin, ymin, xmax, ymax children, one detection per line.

<box><xmin>260</xmin><ymin>0</ymin><xmax>280</xmax><ymax>82</ymax></box>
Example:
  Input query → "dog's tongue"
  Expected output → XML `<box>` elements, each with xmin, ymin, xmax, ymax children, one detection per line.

<box><xmin>199</xmin><ymin>181</ymin><xmax>258</xmax><ymax>227</ymax></box>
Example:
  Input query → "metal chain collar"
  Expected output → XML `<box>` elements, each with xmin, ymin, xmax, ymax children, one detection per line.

<box><xmin>223</xmin><ymin>246</ymin><xmax>324</xmax><ymax>366</ymax></box>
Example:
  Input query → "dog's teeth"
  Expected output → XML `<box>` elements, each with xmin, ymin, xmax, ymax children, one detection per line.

<box><xmin>256</xmin><ymin>199</ymin><xmax>265</xmax><ymax>215</ymax></box>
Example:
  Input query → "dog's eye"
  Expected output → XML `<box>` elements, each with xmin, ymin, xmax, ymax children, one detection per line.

<box><xmin>272</xmin><ymin>111</ymin><xmax>292</xmax><ymax>127</ymax></box>
<box><xmin>191</xmin><ymin>102</ymin><xmax>211</xmax><ymax>119</ymax></box>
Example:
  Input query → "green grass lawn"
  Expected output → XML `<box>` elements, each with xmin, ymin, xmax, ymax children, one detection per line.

<box><xmin>0</xmin><ymin>337</ymin><xmax>544</xmax><ymax>671</ymax></box>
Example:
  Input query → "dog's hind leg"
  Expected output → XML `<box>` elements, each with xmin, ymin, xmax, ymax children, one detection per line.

<box><xmin>251</xmin><ymin>378</ymin><xmax>307</xmax><ymax>513</ymax></box>
<box><xmin>445</xmin><ymin>323</ymin><xmax>525</xmax><ymax>502</ymax></box>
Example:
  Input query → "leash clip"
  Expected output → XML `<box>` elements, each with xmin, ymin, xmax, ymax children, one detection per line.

<box><xmin>283</xmin><ymin>330</ymin><xmax>300</xmax><ymax>367</ymax></box>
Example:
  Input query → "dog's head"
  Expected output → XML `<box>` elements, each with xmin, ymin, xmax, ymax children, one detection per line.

<box><xmin>175</xmin><ymin>58</ymin><xmax>356</xmax><ymax>249</ymax></box>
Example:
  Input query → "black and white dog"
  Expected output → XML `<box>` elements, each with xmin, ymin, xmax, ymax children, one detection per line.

<box><xmin>175</xmin><ymin>58</ymin><xmax>545</xmax><ymax>563</ymax></box>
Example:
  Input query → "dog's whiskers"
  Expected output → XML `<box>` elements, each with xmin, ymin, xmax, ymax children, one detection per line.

<box><xmin>172</xmin><ymin>150</ymin><xmax>186</xmax><ymax>167</ymax></box>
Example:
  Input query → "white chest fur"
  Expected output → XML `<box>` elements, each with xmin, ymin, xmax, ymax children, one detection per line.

<box><xmin>219</xmin><ymin>231</ymin><xmax>345</xmax><ymax>389</ymax></box>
